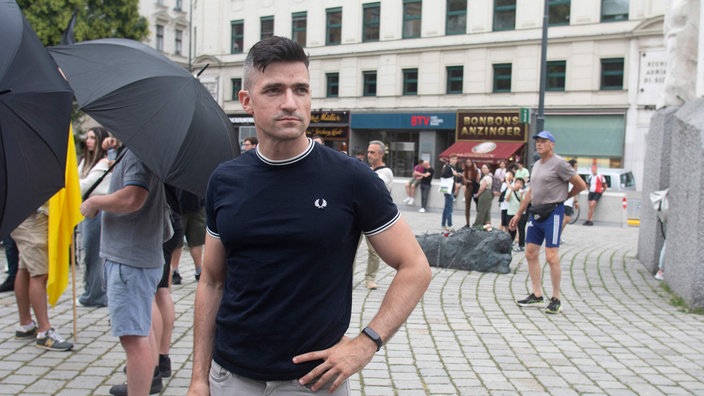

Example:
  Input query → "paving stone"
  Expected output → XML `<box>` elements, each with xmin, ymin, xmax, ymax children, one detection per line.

<box><xmin>1</xmin><ymin>209</ymin><xmax>703</xmax><ymax>394</ymax></box>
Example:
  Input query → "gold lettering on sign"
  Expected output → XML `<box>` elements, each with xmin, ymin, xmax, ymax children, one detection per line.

<box><xmin>310</xmin><ymin>112</ymin><xmax>343</xmax><ymax>123</ymax></box>
<box><xmin>457</xmin><ymin>112</ymin><xmax>524</xmax><ymax>141</ymax></box>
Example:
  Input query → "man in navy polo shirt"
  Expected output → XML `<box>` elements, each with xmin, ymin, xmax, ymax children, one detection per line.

<box><xmin>188</xmin><ymin>36</ymin><xmax>431</xmax><ymax>395</ymax></box>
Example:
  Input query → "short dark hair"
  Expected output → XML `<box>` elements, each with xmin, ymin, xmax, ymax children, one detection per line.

<box><xmin>244</xmin><ymin>136</ymin><xmax>258</xmax><ymax>145</ymax></box>
<box><xmin>568</xmin><ymin>159</ymin><xmax>577</xmax><ymax>166</ymax></box>
<box><xmin>243</xmin><ymin>36</ymin><xmax>309</xmax><ymax>89</ymax></box>
<box><xmin>515</xmin><ymin>177</ymin><xmax>525</xmax><ymax>185</ymax></box>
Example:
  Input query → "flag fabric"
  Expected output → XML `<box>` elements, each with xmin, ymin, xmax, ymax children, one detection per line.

<box><xmin>47</xmin><ymin>126</ymin><xmax>84</xmax><ymax>306</ymax></box>
<box><xmin>60</xmin><ymin>10</ymin><xmax>77</xmax><ymax>45</ymax></box>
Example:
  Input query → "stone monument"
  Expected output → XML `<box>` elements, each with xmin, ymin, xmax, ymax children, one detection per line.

<box><xmin>639</xmin><ymin>0</ymin><xmax>704</xmax><ymax>308</ymax></box>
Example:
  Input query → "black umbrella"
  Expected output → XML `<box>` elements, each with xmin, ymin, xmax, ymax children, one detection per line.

<box><xmin>0</xmin><ymin>0</ymin><xmax>74</xmax><ymax>239</ymax></box>
<box><xmin>48</xmin><ymin>38</ymin><xmax>237</xmax><ymax>197</ymax></box>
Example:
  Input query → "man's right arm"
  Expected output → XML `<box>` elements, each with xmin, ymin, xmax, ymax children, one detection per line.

<box><xmin>187</xmin><ymin>233</ymin><xmax>227</xmax><ymax>396</ymax></box>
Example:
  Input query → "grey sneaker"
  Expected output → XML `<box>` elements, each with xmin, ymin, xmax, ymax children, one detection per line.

<box><xmin>517</xmin><ymin>293</ymin><xmax>544</xmax><ymax>307</ymax></box>
<box><xmin>36</xmin><ymin>328</ymin><xmax>73</xmax><ymax>351</ymax></box>
<box><xmin>545</xmin><ymin>297</ymin><xmax>562</xmax><ymax>314</ymax></box>
<box><xmin>15</xmin><ymin>321</ymin><xmax>37</xmax><ymax>339</ymax></box>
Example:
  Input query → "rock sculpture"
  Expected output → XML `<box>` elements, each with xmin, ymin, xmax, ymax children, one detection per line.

<box><xmin>416</xmin><ymin>227</ymin><xmax>513</xmax><ymax>274</ymax></box>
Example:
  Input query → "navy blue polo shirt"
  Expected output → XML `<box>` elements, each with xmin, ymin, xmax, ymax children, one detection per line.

<box><xmin>205</xmin><ymin>139</ymin><xmax>399</xmax><ymax>381</ymax></box>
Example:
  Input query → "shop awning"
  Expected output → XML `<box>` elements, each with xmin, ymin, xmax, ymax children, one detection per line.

<box><xmin>439</xmin><ymin>141</ymin><xmax>524</xmax><ymax>163</ymax></box>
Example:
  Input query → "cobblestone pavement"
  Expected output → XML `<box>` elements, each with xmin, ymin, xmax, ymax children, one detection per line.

<box><xmin>1</xmin><ymin>207</ymin><xmax>703</xmax><ymax>395</ymax></box>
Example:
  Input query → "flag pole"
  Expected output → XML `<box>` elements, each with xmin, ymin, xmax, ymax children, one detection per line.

<box><xmin>71</xmin><ymin>230</ymin><xmax>77</xmax><ymax>341</ymax></box>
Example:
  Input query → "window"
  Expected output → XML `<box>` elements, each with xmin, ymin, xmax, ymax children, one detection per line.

<box><xmin>231</xmin><ymin>20</ymin><xmax>244</xmax><ymax>54</ymax></box>
<box><xmin>494</xmin><ymin>0</ymin><xmax>516</xmax><ymax>31</ymax></box>
<box><xmin>174</xmin><ymin>29</ymin><xmax>182</xmax><ymax>55</ymax></box>
<box><xmin>548</xmin><ymin>0</ymin><xmax>570</xmax><ymax>26</ymax></box>
<box><xmin>326</xmin><ymin>7</ymin><xmax>342</xmax><ymax>45</ymax></box>
<box><xmin>403</xmin><ymin>68</ymin><xmax>418</xmax><ymax>95</ymax></box>
<box><xmin>261</xmin><ymin>16</ymin><xmax>274</xmax><ymax>40</ymax></box>
<box><xmin>493</xmin><ymin>63</ymin><xmax>512</xmax><ymax>92</ymax></box>
<box><xmin>546</xmin><ymin>61</ymin><xmax>566</xmax><ymax>91</ymax></box>
<box><xmin>446</xmin><ymin>0</ymin><xmax>466</xmax><ymax>35</ymax></box>
<box><xmin>601</xmin><ymin>0</ymin><xmax>628</xmax><ymax>22</ymax></box>
<box><xmin>292</xmin><ymin>12</ymin><xmax>307</xmax><ymax>47</ymax></box>
<box><xmin>231</xmin><ymin>78</ymin><xmax>242</xmax><ymax>101</ymax></box>
<box><xmin>363</xmin><ymin>3</ymin><xmax>380</xmax><ymax>42</ymax></box>
<box><xmin>175</xmin><ymin>0</ymin><xmax>182</xmax><ymax>11</ymax></box>
<box><xmin>326</xmin><ymin>73</ymin><xmax>339</xmax><ymax>97</ymax></box>
<box><xmin>446</xmin><ymin>66</ymin><xmax>463</xmax><ymax>94</ymax></box>
<box><xmin>363</xmin><ymin>71</ymin><xmax>377</xmax><ymax>96</ymax></box>
<box><xmin>403</xmin><ymin>0</ymin><xmax>422</xmax><ymax>39</ymax></box>
<box><xmin>600</xmin><ymin>58</ymin><xmax>624</xmax><ymax>90</ymax></box>
<box><xmin>156</xmin><ymin>25</ymin><xmax>164</xmax><ymax>51</ymax></box>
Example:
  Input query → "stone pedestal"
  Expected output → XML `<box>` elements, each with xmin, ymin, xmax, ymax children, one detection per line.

<box><xmin>666</xmin><ymin>98</ymin><xmax>704</xmax><ymax>308</ymax></box>
<box><xmin>637</xmin><ymin>106</ymin><xmax>676</xmax><ymax>271</ymax></box>
<box><xmin>642</xmin><ymin>99</ymin><xmax>704</xmax><ymax>308</ymax></box>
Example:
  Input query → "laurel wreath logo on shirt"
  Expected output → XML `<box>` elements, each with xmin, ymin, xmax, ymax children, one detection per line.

<box><xmin>314</xmin><ymin>199</ymin><xmax>327</xmax><ymax>209</ymax></box>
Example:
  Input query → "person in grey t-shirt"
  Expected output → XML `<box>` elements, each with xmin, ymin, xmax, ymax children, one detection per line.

<box><xmin>509</xmin><ymin>131</ymin><xmax>586</xmax><ymax>315</ymax></box>
<box><xmin>80</xmin><ymin>148</ymin><xmax>166</xmax><ymax>395</ymax></box>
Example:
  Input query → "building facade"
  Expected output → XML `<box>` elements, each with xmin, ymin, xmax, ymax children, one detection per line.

<box><xmin>139</xmin><ymin>0</ymin><xmax>191</xmax><ymax>68</ymax></box>
<box><xmin>190</xmin><ymin>0</ymin><xmax>665</xmax><ymax>185</ymax></box>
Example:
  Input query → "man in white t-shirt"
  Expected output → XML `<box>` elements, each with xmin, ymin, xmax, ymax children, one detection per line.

<box><xmin>365</xmin><ymin>140</ymin><xmax>393</xmax><ymax>289</ymax></box>
<box><xmin>562</xmin><ymin>159</ymin><xmax>580</xmax><ymax>234</ymax></box>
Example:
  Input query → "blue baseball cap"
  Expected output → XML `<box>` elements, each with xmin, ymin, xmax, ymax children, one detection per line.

<box><xmin>533</xmin><ymin>131</ymin><xmax>555</xmax><ymax>142</ymax></box>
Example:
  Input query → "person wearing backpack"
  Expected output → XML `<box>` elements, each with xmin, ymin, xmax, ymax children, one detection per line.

<box><xmin>584</xmin><ymin>165</ymin><xmax>607</xmax><ymax>226</ymax></box>
<box><xmin>498</xmin><ymin>170</ymin><xmax>513</xmax><ymax>232</ymax></box>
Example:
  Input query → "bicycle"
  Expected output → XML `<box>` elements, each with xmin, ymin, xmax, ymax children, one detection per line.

<box><xmin>568</xmin><ymin>205</ymin><xmax>580</xmax><ymax>224</ymax></box>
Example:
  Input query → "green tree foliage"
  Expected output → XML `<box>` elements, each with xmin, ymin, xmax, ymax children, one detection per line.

<box><xmin>17</xmin><ymin>0</ymin><xmax>149</xmax><ymax>46</ymax></box>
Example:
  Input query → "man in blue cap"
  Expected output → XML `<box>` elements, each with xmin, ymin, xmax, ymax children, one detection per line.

<box><xmin>509</xmin><ymin>131</ymin><xmax>586</xmax><ymax>314</ymax></box>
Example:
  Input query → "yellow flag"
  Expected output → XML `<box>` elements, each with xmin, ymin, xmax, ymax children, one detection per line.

<box><xmin>47</xmin><ymin>125</ymin><xmax>84</xmax><ymax>306</ymax></box>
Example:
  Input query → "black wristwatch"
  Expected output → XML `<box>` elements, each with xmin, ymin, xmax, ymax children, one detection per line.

<box><xmin>361</xmin><ymin>326</ymin><xmax>383</xmax><ymax>352</ymax></box>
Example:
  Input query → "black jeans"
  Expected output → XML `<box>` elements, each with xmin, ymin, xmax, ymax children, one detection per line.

<box><xmin>420</xmin><ymin>184</ymin><xmax>431</xmax><ymax>209</ymax></box>
<box><xmin>509</xmin><ymin>213</ymin><xmax>528</xmax><ymax>247</ymax></box>
<box><xmin>2</xmin><ymin>236</ymin><xmax>18</xmax><ymax>279</ymax></box>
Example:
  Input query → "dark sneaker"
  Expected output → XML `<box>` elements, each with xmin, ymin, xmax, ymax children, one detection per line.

<box><xmin>36</xmin><ymin>328</ymin><xmax>73</xmax><ymax>351</ymax></box>
<box><xmin>0</xmin><ymin>276</ymin><xmax>15</xmax><ymax>292</ymax></box>
<box><xmin>545</xmin><ymin>297</ymin><xmax>562</xmax><ymax>314</ymax></box>
<box><xmin>159</xmin><ymin>355</ymin><xmax>172</xmax><ymax>378</ymax></box>
<box><xmin>172</xmin><ymin>271</ymin><xmax>182</xmax><ymax>285</ymax></box>
<box><xmin>517</xmin><ymin>293</ymin><xmax>544</xmax><ymax>307</ymax></box>
<box><xmin>15</xmin><ymin>321</ymin><xmax>37</xmax><ymax>339</ymax></box>
<box><xmin>110</xmin><ymin>369</ymin><xmax>163</xmax><ymax>395</ymax></box>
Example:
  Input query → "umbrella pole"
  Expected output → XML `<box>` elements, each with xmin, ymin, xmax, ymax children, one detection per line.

<box><xmin>71</xmin><ymin>229</ymin><xmax>78</xmax><ymax>342</ymax></box>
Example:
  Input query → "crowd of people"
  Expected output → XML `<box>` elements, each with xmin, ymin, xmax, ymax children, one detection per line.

<box><xmin>0</xmin><ymin>36</ymin><xmax>432</xmax><ymax>396</ymax></box>
<box><xmin>0</xmin><ymin>34</ymin><xmax>619</xmax><ymax>396</ymax></box>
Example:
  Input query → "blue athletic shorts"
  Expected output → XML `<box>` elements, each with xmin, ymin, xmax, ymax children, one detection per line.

<box><xmin>526</xmin><ymin>203</ymin><xmax>564</xmax><ymax>248</ymax></box>
<box><xmin>105</xmin><ymin>260</ymin><xmax>162</xmax><ymax>337</ymax></box>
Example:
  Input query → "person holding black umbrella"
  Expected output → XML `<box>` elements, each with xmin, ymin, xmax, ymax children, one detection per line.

<box><xmin>80</xmin><ymin>149</ymin><xmax>166</xmax><ymax>395</ymax></box>
<box><xmin>188</xmin><ymin>36</ymin><xmax>431</xmax><ymax>396</ymax></box>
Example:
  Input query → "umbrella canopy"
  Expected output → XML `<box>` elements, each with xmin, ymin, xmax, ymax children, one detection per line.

<box><xmin>48</xmin><ymin>38</ymin><xmax>237</xmax><ymax>197</ymax></box>
<box><xmin>0</xmin><ymin>0</ymin><xmax>74</xmax><ymax>239</ymax></box>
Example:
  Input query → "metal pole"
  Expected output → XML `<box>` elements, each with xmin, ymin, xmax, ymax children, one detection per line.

<box><xmin>188</xmin><ymin>0</ymin><xmax>193</xmax><ymax>73</ymax></box>
<box><xmin>536</xmin><ymin>0</ymin><xmax>549</xmax><ymax>133</ymax></box>
<box><xmin>529</xmin><ymin>0</ymin><xmax>549</xmax><ymax>166</ymax></box>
